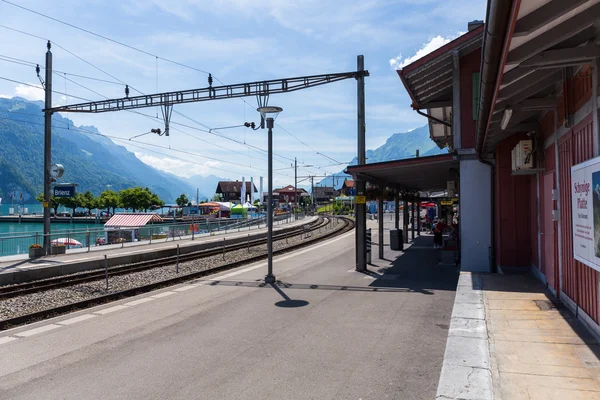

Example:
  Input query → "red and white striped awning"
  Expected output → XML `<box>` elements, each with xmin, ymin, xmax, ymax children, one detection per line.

<box><xmin>104</xmin><ymin>213</ymin><xmax>163</xmax><ymax>228</ymax></box>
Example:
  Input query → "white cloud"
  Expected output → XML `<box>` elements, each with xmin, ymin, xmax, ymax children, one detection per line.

<box><xmin>14</xmin><ymin>84</ymin><xmax>45</xmax><ymax>101</ymax></box>
<box><xmin>389</xmin><ymin>32</ymin><xmax>465</xmax><ymax>70</ymax></box>
<box><xmin>148</xmin><ymin>33</ymin><xmax>271</xmax><ymax>60</ymax></box>
<box><xmin>134</xmin><ymin>152</ymin><xmax>223</xmax><ymax>178</ymax></box>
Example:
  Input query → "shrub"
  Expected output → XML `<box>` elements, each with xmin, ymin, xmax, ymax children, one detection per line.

<box><xmin>29</xmin><ymin>244</ymin><xmax>42</xmax><ymax>249</ymax></box>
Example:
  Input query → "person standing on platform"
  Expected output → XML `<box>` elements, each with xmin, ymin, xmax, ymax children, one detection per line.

<box><xmin>433</xmin><ymin>218</ymin><xmax>447</xmax><ymax>249</ymax></box>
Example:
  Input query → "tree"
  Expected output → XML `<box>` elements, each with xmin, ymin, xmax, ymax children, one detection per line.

<box><xmin>211</xmin><ymin>194</ymin><xmax>221</xmax><ymax>202</ymax></box>
<box><xmin>60</xmin><ymin>193</ymin><xmax>82</xmax><ymax>215</ymax></box>
<box><xmin>99</xmin><ymin>190</ymin><xmax>120</xmax><ymax>215</ymax></box>
<box><xmin>176</xmin><ymin>193</ymin><xmax>189</xmax><ymax>207</ymax></box>
<box><xmin>137</xmin><ymin>187</ymin><xmax>153</xmax><ymax>212</ymax></box>
<box><xmin>119</xmin><ymin>188</ymin><xmax>137</xmax><ymax>211</ymax></box>
<box><xmin>80</xmin><ymin>191</ymin><xmax>96</xmax><ymax>215</ymax></box>
<box><xmin>36</xmin><ymin>193</ymin><xmax>60</xmax><ymax>216</ymax></box>
<box><xmin>149</xmin><ymin>192</ymin><xmax>165</xmax><ymax>211</ymax></box>
<box><xmin>119</xmin><ymin>187</ymin><xmax>161</xmax><ymax>212</ymax></box>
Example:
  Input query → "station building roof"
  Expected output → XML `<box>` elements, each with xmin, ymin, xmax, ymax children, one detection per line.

<box><xmin>398</xmin><ymin>24</ymin><xmax>484</xmax><ymax>149</ymax></box>
<box><xmin>345</xmin><ymin>153</ymin><xmax>458</xmax><ymax>192</ymax></box>
<box><xmin>104</xmin><ymin>213</ymin><xmax>163</xmax><ymax>228</ymax></box>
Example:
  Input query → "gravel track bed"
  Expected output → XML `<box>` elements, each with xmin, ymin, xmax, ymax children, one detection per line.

<box><xmin>0</xmin><ymin>219</ymin><xmax>344</xmax><ymax>321</ymax></box>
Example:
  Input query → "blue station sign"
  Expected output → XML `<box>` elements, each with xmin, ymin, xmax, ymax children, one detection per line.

<box><xmin>53</xmin><ymin>185</ymin><xmax>76</xmax><ymax>198</ymax></box>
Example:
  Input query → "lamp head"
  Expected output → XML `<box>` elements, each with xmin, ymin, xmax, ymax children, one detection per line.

<box><xmin>257</xmin><ymin>106</ymin><xmax>283</xmax><ymax>122</ymax></box>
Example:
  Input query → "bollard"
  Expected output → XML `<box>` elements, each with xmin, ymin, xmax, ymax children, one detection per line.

<box><xmin>176</xmin><ymin>244</ymin><xmax>180</xmax><ymax>273</ymax></box>
<box><xmin>222</xmin><ymin>237</ymin><xmax>225</xmax><ymax>260</ymax></box>
<box><xmin>87</xmin><ymin>232</ymin><xmax>91</xmax><ymax>253</ymax></box>
<box><xmin>104</xmin><ymin>255</ymin><xmax>109</xmax><ymax>290</ymax></box>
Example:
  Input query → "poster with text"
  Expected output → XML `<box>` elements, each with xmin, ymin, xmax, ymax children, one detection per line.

<box><xmin>572</xmin><ymin>156</ymin><xmax>600</xmax><ymax>272</ymax></box>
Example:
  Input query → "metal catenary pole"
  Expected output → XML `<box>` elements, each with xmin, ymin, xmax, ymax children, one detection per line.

<box><xmin>355</xmin><ymin>55</ymin><xmax>367</xmax><ymax>273</ymax></box>
<box><xmin>43</xmin><ymin>41</ymin><xmax>53</xmax><ymax>255</ymax></box>
<box><xmin>294</xmin><ymin>157</ymin><xmax>297</xmax><ymax>221</ymax></box>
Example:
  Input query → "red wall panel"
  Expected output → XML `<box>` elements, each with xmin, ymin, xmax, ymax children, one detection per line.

<box><xmin>569</xmin><ymin>65</ymin><xmax>592</xmax><ymax>112</ymax></box>
<box><xmin>459</xmin><ymin>49</ymin><xmax>481</xmax><ymax>149</ymax></box>
<box><xmin>495</xmin><ymin>133</ymin><xmax>533</xmax><ymax>267</ymax></box>
<box><xmin>529</xmin><ymin>175</ymin><xmax>539</xmax><ymax>267</ymax></box>
<box><xmin>540</xmin><ymin>111</ymin><xmax>555</xmax><ymax>142</ymax></box>
<box><xmin>558</xmin><ymin>115</ymin><xmax>598</xmax><ymax>323</ymax></box>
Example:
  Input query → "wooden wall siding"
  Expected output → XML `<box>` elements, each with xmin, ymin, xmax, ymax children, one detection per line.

<box><xmin>545</xmin><ymin>143</ymin><xmax>556</xmax><ymax>173</ymax></box>
<box><xmin>459</xmin><ymin>49</ymin><xmax>481</xmax><ymax>149</ymax></box>
<box><xmin>558</xmin><ymin>115</ymin><xmax>597</xmax><ymax>323</ymax></box>
<box><xmin>557</xmin><ymin>91</ymin><xmax>566</xmax><ymax>128</ymax></box>
<box><xmin>495</xmin><ymin>133</ymin><xmax>533</xmax><ymax>267</ymax></box>
<box><xmin>569</xmin><ymin>65</ymin><xmax>593</xmax><ymax>112</ymax></box>
<box><xmin>544</xmin><ymin>144</ymin><xmax>558</xmax><ymax>282</ymax></box>
<box><xmin>540</xmin><ymin>110</ymin><xmax>556</xmax><ymax>142</ymax></box>
<box><xmin>529</xmin><ymin>175</ymin><xmax>539</xmax><ymax>267</ymax></box>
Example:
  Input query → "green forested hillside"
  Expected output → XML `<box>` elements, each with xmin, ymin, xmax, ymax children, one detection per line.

<box><xmin>0</xmin><ymin>97</ymin><xmax>194</xmax><ymax>202</ymax></box>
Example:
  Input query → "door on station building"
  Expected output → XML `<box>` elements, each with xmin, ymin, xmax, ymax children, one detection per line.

<box><xmin>543</xmin><ymin>172</ymin><xmax>556</xmax><ymax>291</ymax></box>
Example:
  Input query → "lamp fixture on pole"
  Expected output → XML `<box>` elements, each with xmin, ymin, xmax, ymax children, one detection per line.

<box><xmin>257</xmin><ymin>106</ymin><xmax>283</xmax><ymax>284</ymax></box>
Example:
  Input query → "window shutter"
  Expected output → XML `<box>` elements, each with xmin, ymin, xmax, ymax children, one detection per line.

<box><xmin>472</xmin><ymin>72</ymin><xmax>480</xmax><ymax>121</ymax></box>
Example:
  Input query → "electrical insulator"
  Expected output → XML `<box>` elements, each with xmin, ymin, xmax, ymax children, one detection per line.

<box><xmin>36</xmin><ymin>64</ymin><xmax>40</xmax><ymax>76</ymax></box>
<box><xmin>125</xmin><ymin>85</ymin><xmax>130</xmax><ymax>98</ymax></box>
<box><xmin>208</xmin><ymin>73</ymin><xmax>213</xmax><ymax>87</ymax></box>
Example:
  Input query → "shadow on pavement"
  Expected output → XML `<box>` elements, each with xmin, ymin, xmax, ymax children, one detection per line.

<box><xmin>0</xmin><ymin>257</ymin><xmax>64</xmax><ymax>271</ymax></box>
<box><xmin>366</xmin><ymin>235</ymin><xmax>459</xmax><ymax>292</ymax></box>
<box><xmin>199</xmin><ymin>279</ymin><xmax>434</xmax><ymax>295</ymax></box>
<box><xmin>270</xmin><ymin>283</ymin><xmax>310</xmax><ymax>308</ymax></box>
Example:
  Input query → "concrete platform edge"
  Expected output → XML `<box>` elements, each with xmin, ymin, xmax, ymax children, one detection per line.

<box><xmin>435</xmin><ymin>272</ymin><xmax>493</xmax><ymax>400</ymax></box>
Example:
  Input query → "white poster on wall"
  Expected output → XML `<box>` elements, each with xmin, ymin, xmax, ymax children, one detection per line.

<box><xmin>571</xmin><ymin>156</ymin><xmax>600</xmax><ymax>272</ymax></box>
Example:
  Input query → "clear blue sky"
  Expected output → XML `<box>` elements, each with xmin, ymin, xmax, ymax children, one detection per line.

<box><xmin>0</xmin><ymin>0</ymin><xmax>486</xmax><ymax>186</ymax></box>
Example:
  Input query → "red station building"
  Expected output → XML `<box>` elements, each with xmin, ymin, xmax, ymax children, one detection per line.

<box><xmin>349</xmin><ymin>1</ymin><xmax>600</xmax><ymax>336</ymax></box>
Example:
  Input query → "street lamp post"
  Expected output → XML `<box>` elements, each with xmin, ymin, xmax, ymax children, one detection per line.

<box><xmin>257</xmin><ymin>106</ymin><xmax>283</xmax><ymax>284</ymax></box>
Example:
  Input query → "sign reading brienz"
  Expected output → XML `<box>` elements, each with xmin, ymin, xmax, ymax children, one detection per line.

<box><xmin>571</xmin><ymin>156</ymin><xmax>600</xmax><ymax>272</ymax></box>
<box><xmin>53</xmin><ymin>185</ymin><xmax>76</xmax><ymax>198</ymax></box>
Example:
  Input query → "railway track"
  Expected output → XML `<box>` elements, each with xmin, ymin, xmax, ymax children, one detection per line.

<box><xmin>0</xmin><ymin>216</ymin><xmax>354</xmax><ymax>330</ymax></box>
<box><xmin>0</xmin><ymin>216</ymin><xmax>325</xmax><ymax>299</ymax></box>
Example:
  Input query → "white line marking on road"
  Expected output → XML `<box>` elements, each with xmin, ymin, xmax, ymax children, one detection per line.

<box><xmin>56</xmin><ymin>314</ymin><xmax>97</xmax><ymax>326</ymax></box>
<box><xmin>124</xmin><ymin>297</ymin><xmax>155</xmax><ymax>306</ymax></box>
<box><xmin>93</xmin><ymin>305</ymin><xmax>129</xmax><ymax>315</ymax></box>
<box><xmin>0</xmin><ymin>336</ymin><xmax>18</xmax><ymax>345</ymax></box>
<box><xmin>15</xmin><ymin>324</ymin><xmax>61</xmax><ymax>337</ymax></box>
<box><xmin>150</xmin><ymin>291</ymin><xmax>176</xmax><ymax>298</ymax></box>
<box><xmin>174</xmin><ymin>285</ymin><xmax>197</xmax><ymax>292</ymax></box>
<box><xmin>213</xmin><ymin>229</ymin><xmax>355</xmax><ymax>280</ymax></box>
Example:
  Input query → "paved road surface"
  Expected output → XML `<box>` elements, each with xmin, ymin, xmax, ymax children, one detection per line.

<box><xmin>0</xmin><ymin>224</ymin><xmax>458</xmax><ymax>400</ymax></box>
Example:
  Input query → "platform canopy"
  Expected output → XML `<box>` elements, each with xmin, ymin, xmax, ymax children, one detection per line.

<box><xmin>104</xmin><ymin>213</ymin><xmax>163</xmax><ymax>228</ymax></box>
<box><xmin>477</xmin><ymin>0</ymin><xmax>600</xmax><ymax>154</ymax></box>
<box><xmin>345</xmin><ymin>153</ymin><xmax>458</xmax><ymax>192</ymax></box>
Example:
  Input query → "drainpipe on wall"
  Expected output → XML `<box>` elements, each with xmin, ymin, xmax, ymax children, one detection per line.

<box><xmin>475</xmin><ymin>0</ymin><xmax>518</xmax><ymax>273</ymax></box>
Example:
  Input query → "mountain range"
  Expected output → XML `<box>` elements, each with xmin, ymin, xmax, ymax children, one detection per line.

<box><xmin>0</xmin><ymin>97</ymin><xmax>223</xmax><ymax>203</ymax></box>
<box><xmin>0</xmin><ymin>98</ymin><xmax>447</xmax><ymax>202</ymax></box>
<box><xmin>317</xmin><ymin>124</ymin><xmax>448</xmax><ymax>188</ymax></box>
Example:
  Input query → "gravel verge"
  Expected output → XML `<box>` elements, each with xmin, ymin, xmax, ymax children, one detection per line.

<box><xmin>0</xmin><ymin>218</ymin><xmax>345</xmax><ymax>320</ymax></box>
